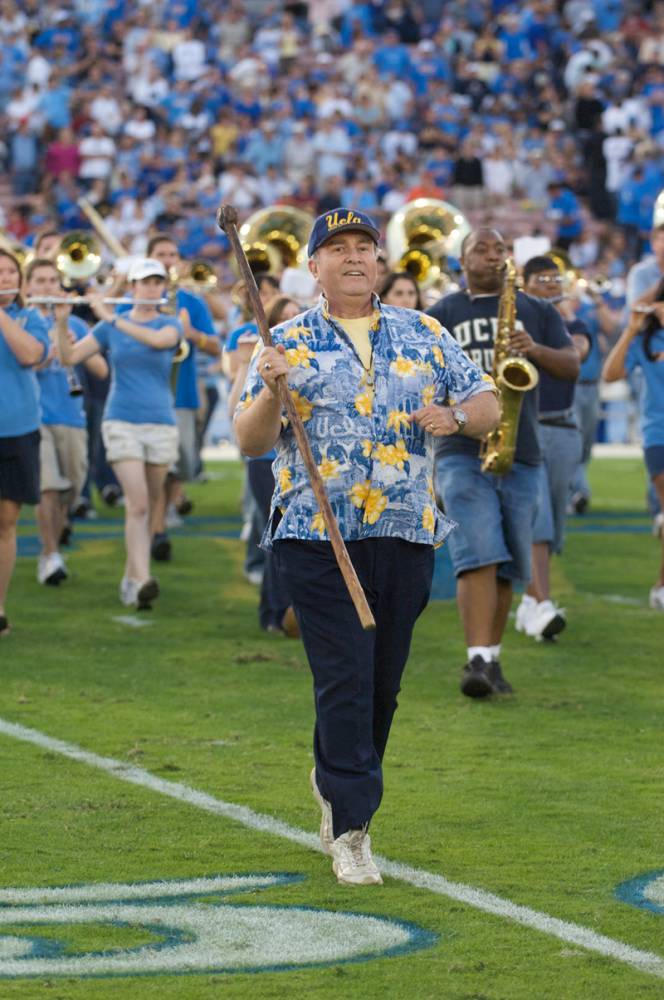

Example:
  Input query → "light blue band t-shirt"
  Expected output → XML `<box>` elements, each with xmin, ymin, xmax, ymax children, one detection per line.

<box><xmin>0</xmin><ymin>303</ymin><xmax>50</xmax><ymax>437</ymax></box>
<box><xmin>625</xmin><ymin>328</ymin><xmax>664</xmax><ymax>448</ymax></box>
<box><xmin>37</xmin><ymin>314</ymin><xmax>88</xmax><ymax>428</ymax></box>
<box><xmin>92</xmin><ymin>314</ymin><xmax>181</xmax><ymax>425</ymax></box>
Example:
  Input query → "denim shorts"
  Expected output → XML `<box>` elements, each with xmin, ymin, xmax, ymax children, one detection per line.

<box><xmin>645</xmin><ymin>445</ymin><xmax>664</xmax><ymax>480</ymax></box>
<box><xmin>435</xmin><ymin>452</ymin><xmax>539</xmax><ymax>583</ymax></box>
<box><xmin>532</xmin><ymin>424</ymin><xmax>582</xmax><ymax>553</ymax></box>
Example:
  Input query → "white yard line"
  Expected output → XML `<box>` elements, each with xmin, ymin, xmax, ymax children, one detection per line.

<box><xmin>1</xmin><ymin>716</ymin><xmax>662</xmax><ymax>981</ymax></box>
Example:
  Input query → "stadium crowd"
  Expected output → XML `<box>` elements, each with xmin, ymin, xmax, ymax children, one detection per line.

<box><xmin>0</xmin><ymin>0</ymin><xmax>663</xmax><ymax>278</ymax></box>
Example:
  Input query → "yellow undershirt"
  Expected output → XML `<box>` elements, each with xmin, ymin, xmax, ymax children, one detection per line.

<box><xmin>332</xmin><ymin>315</ymin><xmax>374</xmax><ymax>393</ymax></box>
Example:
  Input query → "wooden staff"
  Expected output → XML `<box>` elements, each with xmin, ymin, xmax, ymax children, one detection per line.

<box><xmin>217</xmin><ymin>204</ymin><xmax>375</xmax><ymax>631</ymax></box>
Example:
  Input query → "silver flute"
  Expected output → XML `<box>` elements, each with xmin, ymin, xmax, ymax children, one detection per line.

<box><xmin>25</xmin><ymin>296</ymin><xmax>170</xmax><ymax>306</ymax></box>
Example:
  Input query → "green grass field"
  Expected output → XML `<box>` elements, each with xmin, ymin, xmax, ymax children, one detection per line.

<box><xmin>1</xmin><ymin>457</ymin><xmax>663</xmax><ymax>999</ymax></box>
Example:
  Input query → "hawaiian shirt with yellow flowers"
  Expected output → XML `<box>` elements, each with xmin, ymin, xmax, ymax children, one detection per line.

<box><xmin>238</xmin><ymin>295</ymin><xmax>495</xmax><ymax>550</ymax></box>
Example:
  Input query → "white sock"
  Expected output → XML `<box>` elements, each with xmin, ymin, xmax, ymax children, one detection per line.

<box><xmin>468</xmin><ymin>646</ymin><xmax>492</xmax><ymax>664</ymax></box>
<box><xmin>520</xmin><ymin>593</ymin><xmax>537</xmax><ymax>606</ymax></box>
<box><xmin>490</xmin><ymin>644</ymin><xmax>501</xmax><ymax>660</ymax></box>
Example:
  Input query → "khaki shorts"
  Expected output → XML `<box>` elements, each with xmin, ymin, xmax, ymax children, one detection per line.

<box><xmin>102</xmin><ymin>420</ymin><xmax>179</xmax><ymax>467</ymax></box>
<box><xmin>40</xmin><ymin>424</ymin><xmax>88</xmax><ymax>501</ymax></box>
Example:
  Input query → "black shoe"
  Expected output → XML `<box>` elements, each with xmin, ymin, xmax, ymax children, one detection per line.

<box><xmin>137</xmin><ymin>577</ymin><xmax>160</xmax><ymax>611</ymax></box>
<box><xmin>460</xmin><ymin>655</ymin><xmax>494</xmax><ymax>698</ymax></box>
<box><xmin>101</xmin><ymin>484</ymin><xmax>123</xmax><ymax>507</ymax></box>
<box><xmin>488</xmin><ymin>659</ymin><xmax>514</xmax><ymax>694</ymax></box>
<box><xmin>176</xmin><ymin>496</ymin><xmax>193</xmax><ymax>515</ymax></box>
<box><xmin>59</xmin><ymin>524</ymin><xmax>73</xmax><ymax>546</ymax></box>
<box><xmin>71</xmin><ymin>499</ymin><xmax>91</xmax><ymax>520</ymax></box>
<box><xmin>151</xmin><ymin>533</ymin><xmax>172</xmax><ymax>562</ymax></box>
<box><xmin>571</xmin><ymin>492</ymin><xmax>589</xmax><ymax>515</ymax></box>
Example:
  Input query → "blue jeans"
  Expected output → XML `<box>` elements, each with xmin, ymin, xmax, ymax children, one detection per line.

<box><xmin>435</xmin><ymin>453</ymin><xmax>539</xmax><ymax>584</ymax></box>
<box><xmin>533</xmin><ymin>423</ymin><xmax>582</xmax><ymax>553</ymax></box>
<box><xmin>571</xmin><ymin>382</ymin><xmax>600</xmax><ymax>500</ymax></box>
<box><xmin>274</xmin><ymin>537</ymin><xmax>433</xmax><ymax>838</ymax></box>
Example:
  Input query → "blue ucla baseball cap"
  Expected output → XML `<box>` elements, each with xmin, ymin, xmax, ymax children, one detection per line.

<box><xmin>307</xmin><ymin>207</ymin><xmax>381</xmax><ymax>257</ymax></box>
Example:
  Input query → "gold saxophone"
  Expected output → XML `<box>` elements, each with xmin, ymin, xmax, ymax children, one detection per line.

<box><xmin>480</xmin><ymin>257</ymin><xmax>539</xmax><ymax>475</ymax></box>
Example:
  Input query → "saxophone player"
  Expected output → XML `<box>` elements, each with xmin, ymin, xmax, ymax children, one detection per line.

<box><xmin>427</xmin><ymin>228</ymin><xmax>579</xmax><ymax>698</ymax></box>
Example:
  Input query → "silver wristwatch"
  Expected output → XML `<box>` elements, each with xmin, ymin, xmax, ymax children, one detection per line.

<box><xmin>452</xmin><ymin>407</ymin><xmax>468</xmax><ymax>432</ymax></box>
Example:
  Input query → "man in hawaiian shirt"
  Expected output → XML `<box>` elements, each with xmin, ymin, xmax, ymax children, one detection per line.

<box><xmin>234</xmin><ymin>208</ymin><xmax>499</xmax><ymax>886</ymax></box>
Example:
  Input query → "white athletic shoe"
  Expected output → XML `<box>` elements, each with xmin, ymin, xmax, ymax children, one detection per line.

<box><xmin>330</xmin><ymin>828</ymin><xmax>383</xmax><ymax>886</ymax></box>
<box><xmin>527</xmin><ymin>599</ymin><xmax>566</xmax><ymax>640</ymax></box>
<box><xmin>37</xmin><ymin>552</ymin><xmax>67</xmax><ymax>586</ymax></box>
<box><xmin>119</xmin><ymin>576</ymin><xmax>139</xmax><ymax>607</ymax></box>
<box><xmin>652</xmin><ymin>513</ymin><xmax>664</xmax><ymax>539</ymax></box>
<box><xmin>310</xmin><ymin>768</ymin><xmax>334</xmax><ymax>855</ymax></box>
<box><xmin>649</xmin><ymin>585</ymin><xmax>664</xmax><ymax>610</ymax></box>
<box><xmin>515</xmin><ymin>595</ymin><xmax>537</xmax><ymax>634</ymax></box>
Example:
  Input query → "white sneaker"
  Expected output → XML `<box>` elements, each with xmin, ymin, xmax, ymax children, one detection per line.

<box><xmin>515</xmin><ymin>595</ymin><xmax>537</xmax><ymax>634</ymax></box>
<box><xmin>652</xmin><ymin>513</ymin><xmax>664</xmax><ymax>538</ymax></box>
<box><xmin>310</xmin><ymin>768</ymin><xmax>334</xmax><ymax>855</ymax></box>
<box><xmin>119</xmin><ymin>577</ymin><xmax>139</xmax><ymax>607</ymax></box>
<box><xmin>527</xmin><ymin>599</ymin><xmax>566</xmax><ymax>640</ymax></box>
<box><xmin>330</xmin><ymin>828</ymin><xmax>383</xmax><ymax>886</ymax></box>
<box><xmin>649</xmin><ymin>585</ymin><xmax>664</xmax><ymax>610</ymax></box>
<box><xmin>37</xmin><ymin>552</ymin><xmax>67</xmax><ymax>586</ymax></box>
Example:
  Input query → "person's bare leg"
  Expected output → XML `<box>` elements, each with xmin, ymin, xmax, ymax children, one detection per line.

<box><xmin>112</xmin><ymin>460</ymin><xmax>151</xmax><ymax>583</ymax></box>
<box><xmin>456</xmin><ymin>564</ymin><xmax>498</xmax><ymax>645</ymax></box>
<box><xmin>525</xmin><ymin>542</ymin><xmax>549</xmax><ymax>603</ymax></box>
<box><xmin>653</xmin><ymin>473</ymin><xmax>664</xmax><ymax>586</ymax></box>
<box><xmin>493</xmin><ymin>578</ymin><xmax>513</xmax><ymax>644</ymax></box>
<box><xmin>145</xmin><ymin>463</ymin><xmax>170</xmax><ymax>552</ymax></box>
<box><xmin>36</xmin><ymin>490</ymin><xmax>62</xmax><ymax>556</ymax></box>
<box><xmin>0</xmin><ymin>499</ymin><xmax>21</xmax><ymax>628</ymax></box>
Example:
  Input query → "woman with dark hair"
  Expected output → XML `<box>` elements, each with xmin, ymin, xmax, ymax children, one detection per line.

<box><xmin>0</xmin><ymin>250</ymin><xmax>50</xmax><ymax>636</ymax></box>
<box><xmin>602</xmin><ymin>280</ymin><xmax>664</xmax><ymax>609</ymax></box>
<box><xmin>379</xmin><ymin>271</ymin><xmax>422</xmax><ymax>310</ymax></box>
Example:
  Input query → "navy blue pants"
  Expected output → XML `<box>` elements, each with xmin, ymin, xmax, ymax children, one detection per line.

<box><xmin>274</xmin><ymin>537</ymin><xmax>433</xmax><ymax>838</ymax></box>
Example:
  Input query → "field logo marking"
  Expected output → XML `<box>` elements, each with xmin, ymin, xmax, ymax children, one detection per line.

<box><xmin>1</xmin><ymin>717</ymin><xmax>664</xmax><ymax>981</ymax></box>
<box><xmin>616</xmin><ymin>871</ymin><xmax>664</xmax><ymax>917</ymax></box>
<box><xmin>0</xmin><ymin>875</ymin><xmax>436</xmax><ymax>979</ymax></box>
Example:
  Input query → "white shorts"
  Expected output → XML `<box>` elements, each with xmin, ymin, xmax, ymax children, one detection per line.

<box><xmin>102</xmin><ymin>420</ymin><xmax>179</xmax><ymax>467</ymax></box>
<box><xmin>40</xmin><ymin>424</ymin><xmax>88</xmax><ymax>500</ymax></box>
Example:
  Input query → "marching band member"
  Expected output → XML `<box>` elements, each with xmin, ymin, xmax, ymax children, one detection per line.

<box><xmin>56</xmin><ymin>258</ymin><xmax>181</xmax><ymax>610</ymax></box>
<box><xmin>514</xmin><ymin>256</ymin><xmax>590</xmax><ymax>640</ymax></box>
<box><xmin>26</xmin><ymin>257</ymin><xmax>108</xmax><ymax>585</ymax></box>
<box><xmin>427</xmin><ymin>229</ymin><xmax>579</xmax><ymax>697</ymax></box>
<box><xmin>145</xmin><ymin>234</ymin><xmax>220</xmax><ymax>562</ymax></box>
<box><xmin>0</xmin><ymin>250</ymin><xmax>50</xmax><ymax>636</ymax></box>
<box><xmin>235</xmin><ymin>209</ymin><xmax>498</xmax><ymax>885</ymax></box>
<box><xmin>602</xmin><ymin>281</ymin><xmax>664</xmax><ymax>610</ymax></box>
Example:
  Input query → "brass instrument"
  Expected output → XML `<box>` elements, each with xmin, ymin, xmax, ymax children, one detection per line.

<box><xmin>0</xmin><ymin>230</ymin><xmax>32</xmax><ymax>269</ymax></box>
<box><xmin>235</xmin><ymin>206</ymin><xmax>314</xmax><ymax>276</ymax></box>
<box><xmin>545</xmin><ymin>248</ymin><xmax>613</xmax><ymax>298</ymax></box>
<box><xmin>182</xmin><ymin>259</ymin><xmax>218</xmax><ymax>292</ymax></box>
<box><xmin>55</xmin><ymin>232</ymin><xmax>103</xmax><ymax>287</ymax></box>
<box><xmin>386</xmin><ymin>198</ymin><xmax>470</xmax><ymax>289</ymax></box>
<box><xmin>480</xmin><ymin>258</ymin><xmax>539</xmax><ymax>476</ymax></box>
<box><xmin>76</xmin><ymin>198</ymin><xmax>128</xmax><ymax>259</ymax></box>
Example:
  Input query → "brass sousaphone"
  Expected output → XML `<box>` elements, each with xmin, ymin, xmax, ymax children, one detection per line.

<box><xmin>386</xmin><ymin>198</ymin><xmax>470</xmax><ymax>289</ymax></box>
